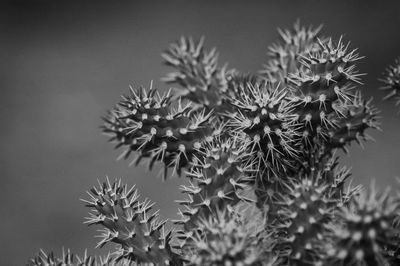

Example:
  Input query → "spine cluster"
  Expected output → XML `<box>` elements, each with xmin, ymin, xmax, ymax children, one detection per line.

<box><xmin>102</xmin><ymin>86</ymin><xmax>218</xmax><ymax>177</ymax></box>
<box><xmin>187</xmin><ymin>209</ymin><xmax>272</xmax><ymax>266</ymax></box>
<box><xmin>83</xmin><ymin>178</ymin><xmax>182</xmax><ymax>265</ymax></box>
<box><xmin>380</xmin><ymin>57</ymin><xmax>400</xmax><ymax>108</ymax></box>
<box><xmin>327</xmin><ymin>184</ymin><xmax>400</xmax><ymax>266</ymax></box>
<box><xmin>28</xmin><ymin>249</ymin><xmax>133</xmax><ymax>266</ymax></box>
<box><xmin>175</xmin><ymin>137</ymin><xmax>255</xmax><ymax>231</ymax></box>
<box><xmin>162</xmin><ymin>37</ymin><xmax>229</xmax><ymax>112</ymax></box>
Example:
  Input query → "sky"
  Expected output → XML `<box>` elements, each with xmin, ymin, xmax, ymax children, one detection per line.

<box><xmin>1</xmin><ymin>1</ymin><xmax>400</xmax><ymax>265</ymax></box>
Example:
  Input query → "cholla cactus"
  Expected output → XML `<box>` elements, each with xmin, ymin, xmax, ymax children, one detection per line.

<box><xmin>29</xmin><ymin>22</ymin><xmax>400</xmax><ymax>266</ymax></box>
<box><xmin>261</xmin><ymin>21</ymin><xmax>323</xmax><ymax>84</ymax></box>
<box><xmin>175</xmin><ymin>136</ymin><xmax>256</xmax><ymax>233</ymax></box>
<box><xmin>28</xmin><ymin>250</ymin><xmax>134</xmax><ymax>266</ymax></box>
<box><xmin>102</xmin><ymin>85</ymin><xmax>219</xmax><ymax>177</ymax></box>
<box><xmin>187</xmin><ymin>208</ymin><xmax>275</xmax><ymax>266</ymax></box>
<box><xmin>162</xmin><ymin>37</ymin><xmax>229</xmax><ymax>112</ymax></box>
<box><xmin>380</xmin><ymin>57</ymin><xmax>400</xmax><ymax>108</ymax></box>
<box><xmin>273</xmin><ymin>178</ymin><xmax>336</xmax><ymax>265</ymax></box>
<box><xmin>287</xmin><ymin>37</ymin><xmax>364</xmax><ymax>144</ymax></box>
<box><xmin>326</xmin><ymin>92</ymin><xmax>379</xmax><ymax>151</ymax></box>
<box><xmin>326</xmin><ymin>183</ymin><xmax>400</xmax><ymax>266</ymax></box>
<box><xmin>83</xmin><ymin>178</ymin><xmax>183</xmax><ymax>265</ymax></box>
<box><xmin>228</xmin><ymin>81</ymin><xmax>299</xmax><ymax>172</ymax></box>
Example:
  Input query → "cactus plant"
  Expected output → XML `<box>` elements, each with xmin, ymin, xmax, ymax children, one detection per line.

<box><xmin>380</xmin><ymin>57</ymin><xmax>400</xmax><ymax>108</ymax></box>
<box><xmin>102</xmin><ymin>85</ymin><xmax>219</xmax><ymax>178</ymax></box>
<box><xmin>29</xmin><ymin>22</ymin><xmax>400</xmax><ymax>266</ymax></box>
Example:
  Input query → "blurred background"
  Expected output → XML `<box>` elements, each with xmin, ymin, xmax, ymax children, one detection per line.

<box><xmin>1</xmin><ymin>0</ymin><xmax>400</xmax><ymax>264</ymax></box>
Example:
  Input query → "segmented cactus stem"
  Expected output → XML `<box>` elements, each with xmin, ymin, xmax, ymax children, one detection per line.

<box><xmin>380</xmin><ymin>57</ymin><xmax>400</xmax><ymax>109</ymax></box>
<box><xmin>102</xmin><ymin>84</ymin><xmax>219</xmax><ymax>178</ymax></box>
<box><xmin>162</xmin><ymin>36</ymin><xmax>228</xmax><ymax>111</ymax></box>
<box><xmin>28</xmin><ymin>249</ymin><xmax>133</xmax><ymax>266</ymax></box>
<box><xmin>327</xmin><ymin>182</ymin><xmax>400</xmax><ymax>266</ymax></box>
<box><xmin>187</xmin><ymin>208</ymin><xmax>273</xmax><ymax>266</ymax></box>
<box><xmin>83</xmin><ymin>178</ymin><xmax>183</xmax><ymax>266</ymax></box>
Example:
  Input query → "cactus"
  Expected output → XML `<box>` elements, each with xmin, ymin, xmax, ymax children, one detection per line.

<box><xmin>325</xmin><ymin>92</ymin><xmax>380</xmax><ymax>151</ymax></box>
<box><xmin>187</xmin><ymin>208</ymin><xmax>274</xmax><ymax>266</ymax></box>
<box><xmin>380</xmin><ymin>57</ymin><xmax>400</xmax><ymax>108</ymax></box>
<box><xmin>102</xmin><ymin>85</ymin><xmax>219</xmax><ymax>178</ymax></box>
<box><xmin>273</xmin><ymin>179</ymin><xmax>336</xmax><ymax>265</ymax></box>
<box><xmin>28</xmin><ymin>250</ymin><xmax>134</xmax><ymax>266</ymax></box>
<box><xmin>287</xmin><ymin>36</ymin><xmax>364</xmax><ymax>145</ymax></box>
<box><xmin>261</xmin><ymin>21</ymin><xmax>323</xmax><ymax>84</ymax></box>
<box><xmin>162</xmin><ymin>37</ymin><xmax>229</xmax><ymax>113</ymax></box>
<box><xmin>227</xmin><ymin>81</ymin><xmax>299</xmax><ymax>175</ymax></box>
<box><xmin>326</xmin><ymin>183</ymin><xmax>400</xmax><ymax>266</ymax></box>
<box><xmin>29</xmin><ymin>22</ymin><xmax>400</xmax><ymax>266</ymax></box>
<box><xmin>83</xmin><ymin>178</ymin><xmax>183</xmax><ymax>265</ymax></box>
<box><xmin>175</xmin><ymin>136</ymin><xmax>256</xmax><ymax>231</ymax></box>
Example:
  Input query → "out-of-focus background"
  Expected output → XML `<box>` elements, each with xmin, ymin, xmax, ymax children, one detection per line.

<box><xmin>1</xmin><ymin>0</ymin><xmax>400</xmax><ymax>264</ymax></box>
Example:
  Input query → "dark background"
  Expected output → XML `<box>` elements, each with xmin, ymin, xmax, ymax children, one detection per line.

<box><xmin>1</xmin><ymin>1</ymin><xmax>400</xmax><ymax>265</ymax></box>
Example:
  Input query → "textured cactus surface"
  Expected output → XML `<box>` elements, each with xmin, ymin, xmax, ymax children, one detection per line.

<box><xmin>83</xmin><ymin>178</ymin><xmax>182</xmax><ymax>265</ymax></box>
<box><xmin>380</xmin><ymin>57</ymin><xmax>400</xmax><ymax>108</ymax></box>
<box><xmin>30</xmin><ymin>23</ymin><xmax>400</xmax><ymax>266</ymax></box>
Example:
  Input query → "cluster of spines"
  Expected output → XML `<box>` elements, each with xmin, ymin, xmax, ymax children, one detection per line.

<box><xmin>380</xmin><ymin>57</ymin><xmax>400</xmax><ymax>108</ymax></box>
<box><xmin>287</xmin><ymin>37</ymin><xmax>364</xmax><ymax>145</ymax></box>
<box><xmin>174</xmin><ymin>137</ymin><xmax>255</xmax><ymax>232</ymax></box>
<box><xmin>254</xmin><ymin>142</ymin><xmax>339</xmax><ymax>211</ymax></box>
<box><xmin>272</xmin><ymin>177</ymin><xmax>341</xmax><ymax>266</ymax></box>
<box><xmin>162</xmin><ymin>37</ymin><xmax>228</xmax><ymax>112</ymax></box>
<box><xmin>27</xmin><ymin>249</ymin><xmax>134</xmax><ymax>266</ymax></box>
<box><xmin>187</xmin><ymin>208</ymin><xmax>272</xmax><ymax>266</ymax></box>
<box><xmin>83</xmin><ymin>178</ymin><xmax>182</xmax><ymax>266</ymax></box>
<box><xmin>227</xmin><ymin>81</ymin><xmax>299</xmax><ymax>175</ymax></box>
<box><xmin>326</xmin><ymin>93</ymin><xmax>380</xmax><ymax>151</ymax></box>
<box><xmin>102</xmin><ymin>85</ymin><xmax>218</xmax><ymax>177</ymax></box>
<box><xmin>261</xmin><ymin>22</ymin><xmax>323</xmax><ymax>84</ymax></box>
<box><xmin>326</xmin><ymin>184</ymin><xmax>400</xmax><ymax>266</ymax></box>
<box><xmin>290</xmin><ymin>150</ymin><xmax>356</xmax><ymax>203</ymax></box>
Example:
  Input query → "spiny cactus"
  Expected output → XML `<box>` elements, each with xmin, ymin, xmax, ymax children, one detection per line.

<box><xmin>380</xmin><ymin>57</ymin><xmax>400</xmax><ymax>108</ymax></box>
<box><xmin>29</xmin><ymin>22</ymin><xmax>400</xmax><ymax>266</ymax></box>
<box><xmin>174</xmin><ymin>136</ymin><xmax>256</xmax><ymax>236</ymax></box>
<box><xmin>287</xmin><ymin>37</ymin><xmax>364</xmax><ymax>144</ymax></box>
<box><xmin>162</xmin><ymin>37</ymin><xmax>229</xmax><ymax>112</ymax></box>
<box><xmin>261</xmin><ymin>21</ymin><xmax>323</xmax><ymax>84</ymax></box>
<box><xmin>272</xmin><ymin>176</ymin><xmax>349</xmax><ymax>266</ymax></box>
<box><xmin>83</xmin><ymin>178</ymin><xmax>183</xmax><ymax>265</ymax></box>
<box><xmin>326</xmin><ymin>92</ymin><xmax>380</xmax><ymax>151</ymax></box>
<box><xmin>102</xmin><ymin>85</ymin><xmax>219</xmax><ymax>177</ymax></box>
<box><xmin>187</xmin><ymin>208</ymin><xmax>274</xmax><ymax>266</ymax></box>
<box><xmin>275</xmin><ymin>182</ymin><xmax>331</xmax><ymax>265</ymax></box>
<box><xmin>326</xmin><ymin>183</ymin><xmax>400</xmax><ymax>266</ymax></box>
<box><xmin>227</xmin><ymin>81</ymin><xmax>299</xmax><ymax>174</ymax></box>
<box><xmin>28</xmin><ymin>249</ymin><xmax>134</xmax><ymax>266</ymax></box>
